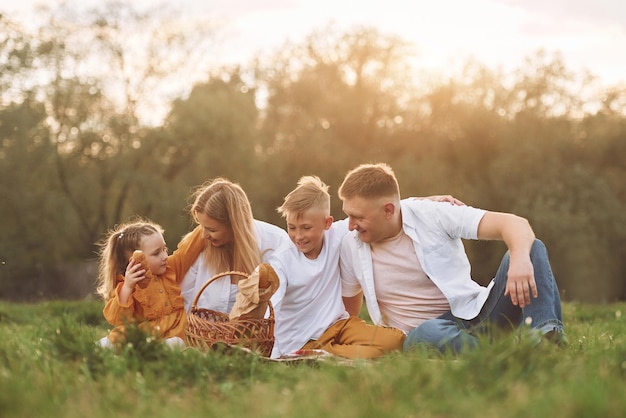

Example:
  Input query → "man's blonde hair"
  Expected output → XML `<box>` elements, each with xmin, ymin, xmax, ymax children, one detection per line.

<box><xmin>277</xmin><ymin>176</ymin><xmax>330</xmax><ymax>218</ymax></box>
<box><xmin>338</xmin><ymin>163</ymin><xmax>400</xmax><ymax>201</ymax></box>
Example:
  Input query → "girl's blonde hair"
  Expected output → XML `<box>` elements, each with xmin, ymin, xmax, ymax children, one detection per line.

<box><xmin>96</xmin><ymin>219</ymin><xmax>164</xmax><ymax>301</ymax></box>
<box><xmin>277</xmin><ymin>175</ymin><xmax>330</xmax><ymax>219</ymax></box>
<box><xmin>190</xmin><ymin>178</ymin><xmax>260</xmax><ymax>275</ymax></box>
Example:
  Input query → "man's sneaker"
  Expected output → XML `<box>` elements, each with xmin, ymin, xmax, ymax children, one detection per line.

<box><xmin>543</xmin><ymin>328</ymin><xmax>568</xmax><ymax>347</ymax></box>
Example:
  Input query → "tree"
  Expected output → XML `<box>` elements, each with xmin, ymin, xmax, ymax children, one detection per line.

<box><xmin>0</xmin><ymin>3</ymin><xmax>217</xmax><ymax>299</ymax></box>
<box><xmin>252</xmin><ymin>24</ymin><xmax>418</xmax><ymax>219</ymax></box>
<box><xmin>151</xmin><ymin>68</ymin><xmax>262</xmax><ymax>233</ymax></box>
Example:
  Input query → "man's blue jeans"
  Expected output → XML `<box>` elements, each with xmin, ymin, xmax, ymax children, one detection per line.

<box><xmin>403</xmin><ymin>240</ymin><xmax>565</xmax><ymax>353</ymax></box>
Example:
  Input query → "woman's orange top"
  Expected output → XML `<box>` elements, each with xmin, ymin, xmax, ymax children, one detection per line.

<box><xmin>103</xmin><ymin>226</ymin><xmax>204</xmax><ymax>343</ymax></box>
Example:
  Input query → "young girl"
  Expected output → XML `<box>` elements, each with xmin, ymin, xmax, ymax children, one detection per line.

<box><xmin>180</xmin><ymin>178</ymin><xmax>291</xmax><ymax>313</ymax></box>
<box><xmin>96</xmin><ymin>219</ymin><xmax>205</xmax><ymax>348</ymax></box>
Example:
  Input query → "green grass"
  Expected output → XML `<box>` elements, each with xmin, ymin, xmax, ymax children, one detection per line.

<box><xmin>0</xmin><ymin>300</ymin><xmax>624</xmax><ymax>418</ymax></box>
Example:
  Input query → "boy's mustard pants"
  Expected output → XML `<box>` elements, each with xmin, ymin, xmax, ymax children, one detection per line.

<box><xmin>301</xmin><ymin>316</ymin><xmax>405</xmax><ymax>359</ymax></box>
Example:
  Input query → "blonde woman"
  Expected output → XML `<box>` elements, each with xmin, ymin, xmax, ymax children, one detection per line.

<box><xmin>180</xmin><ymin>178</ymin><xmax>291</xmax><ymax>313</ymax></box>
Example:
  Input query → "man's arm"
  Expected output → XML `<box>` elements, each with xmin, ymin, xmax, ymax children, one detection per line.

<box><xmin>343</xmin><ymin>292</ymin><xmax>364</xmax><ymax>317</ymax></box>
<box><xmin>477</xmin><ymin>211</ymin><xmax>537</xmax><ymax>308</ymax></box>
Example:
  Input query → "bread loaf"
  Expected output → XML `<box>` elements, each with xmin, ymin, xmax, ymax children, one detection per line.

<box><xmin>131</xmin><ymin>250</ymin><xmax>154</xmax><ymax>289</ymax></box>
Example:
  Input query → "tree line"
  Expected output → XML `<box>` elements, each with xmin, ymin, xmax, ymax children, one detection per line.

<box><xmin>1</xmin><ymin>3</ymin><xmax>624</xmax><ymax>303</ymax></box>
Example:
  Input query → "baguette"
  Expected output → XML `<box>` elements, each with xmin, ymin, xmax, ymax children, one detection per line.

<box><xmin>229</xmin><ymin>263</ymin><xmax>279</xmax><ymax>320</ymax></box>
<box><xmin>131</xmin><ymin>250</ymin><xmax>154</xmax><ymax>289</ymax></box>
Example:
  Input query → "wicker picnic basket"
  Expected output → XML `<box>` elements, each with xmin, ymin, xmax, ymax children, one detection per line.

<box><xmin>186</xmin><ymin>271</ymin><xmax>275</xmax><ymax>357</ymax></box>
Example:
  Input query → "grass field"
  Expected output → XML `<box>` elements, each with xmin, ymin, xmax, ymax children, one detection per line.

<box><xmin>0</xmin><ymin>300</ymin><xmax>624</xmax><ymax>418</ymax></box>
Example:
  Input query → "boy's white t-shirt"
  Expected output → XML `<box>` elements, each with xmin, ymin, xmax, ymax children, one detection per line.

<box><xmin>269</xmin><ymin>219</ymin><xmax>350</xmax><ymax>358</ymax></box>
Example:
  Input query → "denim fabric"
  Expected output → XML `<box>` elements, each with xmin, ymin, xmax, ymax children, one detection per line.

<box><xmin>404</xmin><ymin>240</ymin><xmax>565</xmax><ymax>353</ymax></box>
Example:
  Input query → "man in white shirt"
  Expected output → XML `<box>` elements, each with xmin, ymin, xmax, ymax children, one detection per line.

<box><xmin>339</xmin><ymin>163</ymin><xmax>566</xmax><ymax>353</ymax></box>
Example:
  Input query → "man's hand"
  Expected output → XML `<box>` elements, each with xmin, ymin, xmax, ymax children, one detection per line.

<box><xmin>419</xmin><ymin>195</ymin><xmax>465</xmax><ymax>206</ymax></box>
<box><xmin>504</xmin><ymin>255</ymin><xmax>538</xmax><ymax>307</ymax></box>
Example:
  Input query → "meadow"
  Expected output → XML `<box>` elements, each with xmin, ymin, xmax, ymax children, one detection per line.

<box><xmin>0</xmin><ymin>300</ymin><xmax>624</xmax><ymax>418</ymax></box>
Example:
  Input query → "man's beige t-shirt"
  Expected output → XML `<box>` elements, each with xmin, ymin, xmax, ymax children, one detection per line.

<box><xmin>370</xmin><ymin>230</ymin><xmax>450</xmax><ymax>332</ymax></box>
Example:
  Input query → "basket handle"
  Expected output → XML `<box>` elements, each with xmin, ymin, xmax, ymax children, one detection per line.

<box><xmin>190</xmin><ymin>271</ymin><xmax>249</xmax><ymax>310</ymax></box>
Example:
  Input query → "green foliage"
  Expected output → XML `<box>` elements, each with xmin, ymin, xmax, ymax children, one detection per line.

<box><xmin>0</xmin><ymin>5</ymin><xmax>625</xmax><ymax>303</ymax></box>
<box><xmin>0</xmin><ymin>301</ymin><xmax>624</xmax><ymax>417</ymax></box>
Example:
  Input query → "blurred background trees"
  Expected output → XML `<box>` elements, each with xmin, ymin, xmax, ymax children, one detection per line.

<box><xmin>0</xmin><ymin>4</ymin><xmax>624</xmax><ymax>303</ymax></box>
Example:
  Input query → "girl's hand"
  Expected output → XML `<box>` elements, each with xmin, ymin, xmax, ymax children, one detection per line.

<box><xmin>123</xmin><ymin>258</ymin><xmax>146</xmax><ymax>291</ymax></box>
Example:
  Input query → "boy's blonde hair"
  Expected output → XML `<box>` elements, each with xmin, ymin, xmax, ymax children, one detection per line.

<box><xmin>96</xmin><ymin>219</ymin><xmax>163</xmax><ymax>301</ymax></box>
<box><xmin>338</xmin><ymin>163</ymin><xmax>400</xmax><ymax>201</ymax></box>
<box><xmin>277</xmin><ymin>176</ymin><xmax>330</xmax><ymax>219</ymax></box>
<box><xmin>190</xmin><ymin>177</ymin><xmax>260</xmax><ymax>275</ymax></box>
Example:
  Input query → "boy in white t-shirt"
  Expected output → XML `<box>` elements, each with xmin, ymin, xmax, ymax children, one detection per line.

<box><xmin>269</xmin><ymin>176</ymin><xmax>406</xmax><ymax>359</ymax></box>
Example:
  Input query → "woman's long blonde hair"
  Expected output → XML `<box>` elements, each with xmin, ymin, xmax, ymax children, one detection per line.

<box><xmin>190</xmin><ymin>178</ymin><xmax>260</xmax><ymax>275</ymax></box>
<box><xmin>95</xmin><ymin>219</ymin><xmax>164</xmax><ymax>301</ymax></box>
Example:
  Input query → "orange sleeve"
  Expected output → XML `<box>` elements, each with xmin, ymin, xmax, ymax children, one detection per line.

<box><xmin>167</xmin><ymin>225</ymin><xmax>205</xmax><ymax>283</ymax></box>
<box><xmin>102</xmin><ymin>280</ymin><xmax>136</xmax><ymax>326</ymax></box>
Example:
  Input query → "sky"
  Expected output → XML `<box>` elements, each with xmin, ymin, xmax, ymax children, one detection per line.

<box><xmin>1</xmin><ymin>0</ymin><xmax>625</xmax><ymax>97</ymax></box>
<box><xmin>204</xmin><ymin>0</ymin><xmax>626</xmax><ymax>86</ymax></box>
